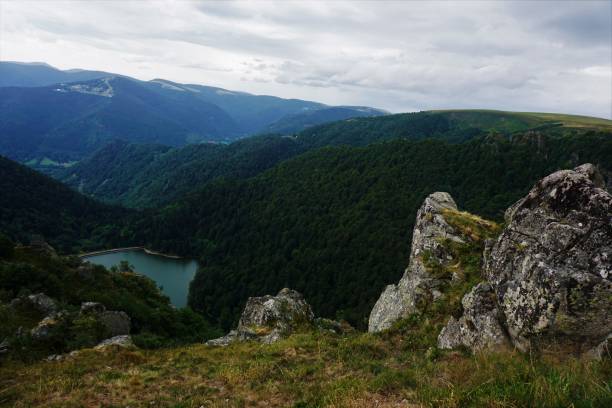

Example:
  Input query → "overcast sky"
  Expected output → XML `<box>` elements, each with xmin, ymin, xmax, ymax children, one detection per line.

<box><xmin>1</xmin><ymin>0</ymin><xmax>610</xmax><ymax>118</ymax></box>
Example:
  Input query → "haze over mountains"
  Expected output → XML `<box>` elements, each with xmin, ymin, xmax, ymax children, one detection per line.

<box><xmin>0</xmin><ymin>61</ymin><xmax>386</xmax><ymax>162</ymax></box>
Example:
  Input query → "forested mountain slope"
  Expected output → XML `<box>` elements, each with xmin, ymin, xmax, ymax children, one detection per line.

<box><xmin>116</xmin><ymin>131</ymin><xmax>612</xmax><ymax>329</ymax></box>
<box><xmin>62</xmin><ymin>135</ymin><xmax>306</xmax><ymax>208</ymax></box>
<box><xmin>61</xmin><ymin>110</ymin><xmax>612</xmax><ymax>208</ymax></box>
<box><xmin>0</xmin><ymin>62</ymin><xmax>385</xmax><ymax>163</ymax></box>
<box><xmin>0</xmin><ymin>155</ymin><xmax>128</xmax><ymax>252</ymax></box>
<box><xmin>296</xmin><ymin>109</ymin><xmax>612</xmax><ymax>147</ymax></box>
<box><xmin>0</xmin><ymin>76</ymin><xmax>240</xmax><ymax>161</ymax></box>
<box><xmin>264</xmin><ymin>106</ymin><xmax>386</xmax><ymax>135</ymax></box>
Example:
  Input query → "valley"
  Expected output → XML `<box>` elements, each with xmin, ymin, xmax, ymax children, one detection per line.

<box><xmin>1</xmin><ymin>59</ymin><xmax>611</xmax><ymax>407</ymax></box>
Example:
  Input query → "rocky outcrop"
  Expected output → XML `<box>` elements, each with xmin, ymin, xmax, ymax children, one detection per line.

<box><xmin>45</xmin><ymin>335</ymin><xmax>135</xmax><ymax>362</ymax></box>
<box><xmin>369</xmin><ymin>192</ymin><xmax>465</xmax><ymax>332</ymax></box>
<box><xmin>484</xmin><ymin>164</ymin><xmax>611</xmax><ymax>352</ymax></box>
<box><xmin>10</xmin><ymin>293</ymin><xmax>57</xmax><ymax>317</ymax></box>
<box><xmin>437</xmin><ymin>283</ymin><xmax>509</xmax><ymax>351</ymax></box>
<box><xmin>585</xmin><ymin>333</ymin><xmax>611</xmax><ymax>360</ymax></box>
<box><xmin>80</xmin><ymin>302</ymin><xmax>131</xmax><ymax>337</ymax></box>
<box><xmin>439</xmin><ymin>164</ymin><xmax>611</xmax><ymax>354</ymax></box>
<box><xmin>207</xmin><ymin>288</ymin><xmax>315</xmax><ymax>346</ymax></box>
<box><xmin>94</xmin><ymin>335</ymin><xmax>134</xmax><ymax>350</ymax></box>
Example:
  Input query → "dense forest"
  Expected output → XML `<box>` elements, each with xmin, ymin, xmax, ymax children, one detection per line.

<box><xmin>61</xmin><ymin>134</ymin><xmax>308</xmax><ymax>208</ymax></box>
<box><xmin>0</xmin><ymin>156</ymin><xmax>129</xmax><ymax>253</ymax></box>
<box><xmin>57</xmin><ymin>109</ymin><xmax>601</xmax><ymax>208</ymax></box>
<box><xmin>2</xmin><ymin>110</ymin><xmax>611</xmax><ymax>332</ymax></box>
<box><xmin>118</xmin><ymin>130</ymin><xmax>612</xmax><ymax>329</ymax></box>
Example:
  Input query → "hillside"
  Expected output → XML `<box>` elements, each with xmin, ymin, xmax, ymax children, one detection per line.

<box><xmin>3</xmin><ymin>325</ymin><xmax>608</xmax><ymax>406</ymax></box>
<box><xmin>61</xmin><ymin>135</ymin><xmax>307</xmax><ymax>208</ymax></box>
<box><xmin>297</xmin><ymin>109</ymin><xmax>612</xmax><ymax>147</ymax></box>
<box><xmin>2</xmin><ymin>187</ymin><xmax>609</xmax><ymax>407</ymax></box>
<box><xmin>113</xmin><ymin>130</ymin><xmax>612</xmax><ymax>329</ymax></box>
<box><xmin>59</xmin><ymin>109</ymin><xmax>612</xmax><ymax>209</ymax></box>
<box><xmin>0</xmin><ymin>76</ymin><xmax>241</xmax><ymax>161</ymax></box>
<box><xmin>0</xmin><ymin>155</ymin><xmax>129</xmax><ymax>252</ymax></box>
<box><xmin>148</xmin><ymin>79</ymin><xmax>327</xmax><ymax>134</ymax></box>
<box><xmin>265</xmin><ymin>106</ymin><xmax>387</xmax><ymax>135</ymax></box>
<box><xmin>0</xmin><ymin>240</ymin><xmax>219</xmax><ymax>360</ymax></box>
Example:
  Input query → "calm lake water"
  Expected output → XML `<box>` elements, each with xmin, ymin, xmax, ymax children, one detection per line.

<box><xmin>83</xmin><ymin>249</ymin><xmax>199</xmax><ymax>308</ymax></box>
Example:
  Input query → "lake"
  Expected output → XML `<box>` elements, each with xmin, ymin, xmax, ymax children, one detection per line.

<box><xmin>83</xmin><ymin>249</ymin><xmax>199</xmax><ymax>308</ymax></box>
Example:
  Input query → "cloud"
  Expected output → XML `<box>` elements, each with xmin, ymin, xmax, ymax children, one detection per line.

<box><xmin>0</xmin><ymin>0</ymin><xmax>610</xmax><ymax>118</ymax></box>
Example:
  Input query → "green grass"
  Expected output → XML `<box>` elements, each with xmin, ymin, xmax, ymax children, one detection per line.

<box><xmin>518</xmin><ymin>112</ymin><xmax>612</xmax><ymax>129</ymax></box>
<box><xmin>430</xmin><ymin>109</ymin><xmax>612</xmax><ymax>131</ymax></box>
<box><xmin>2</xmin><ymin>210</ymin><xmax>608</xmax><ymax>407</ymax></box>
<box><xmin>1</xmin><ymin>329</ymin><xmax>609</xmax><ymax>407</ymax></box>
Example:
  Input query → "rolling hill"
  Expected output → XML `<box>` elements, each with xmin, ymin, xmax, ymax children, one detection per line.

<box><xmin>59</xmin><ymin>109</ymin><xmax>612</xmax><ymax>208</ymax></box>
<box><xmin>265</xmin><ymin>106</ymin><xmax>387</xmax><ymax>135</ymax></box>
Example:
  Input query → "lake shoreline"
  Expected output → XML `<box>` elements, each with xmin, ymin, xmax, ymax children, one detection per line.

<box><xmin>80</xmin><ymin>247</ymin><xmax>183</xmax><ymax>259</ymax></box>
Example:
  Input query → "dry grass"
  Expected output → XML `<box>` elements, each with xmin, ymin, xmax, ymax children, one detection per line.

<box><xmin>1</xmin><ymin>328</ymin><xmax>609</xmax><ymax>408</ymax></box>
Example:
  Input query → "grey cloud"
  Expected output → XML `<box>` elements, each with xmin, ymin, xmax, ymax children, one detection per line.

<box><xmin>1</xmin><ymin>0</ymin><xmax>610</xmax><ymax>118</ymax></box>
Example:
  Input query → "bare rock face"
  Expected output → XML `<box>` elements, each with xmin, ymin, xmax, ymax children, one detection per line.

<box><xmin>207</xmin><ymin>288</ymin><xmax>315</xmax><ymax>346</ymax></box>
<box><xmin>438</xmin><ymin>283</ymin><xmax>509</xmax><ymax>351</ymax></box>
<box><xmin>485</xmin><ymin>164</ymin><xmax>611</xmax><ymax>352</ymax></box>
<box><xmin>368</xmin><ymin>192</ymin><xmax>464</xmax><ymax>333</ymax></box>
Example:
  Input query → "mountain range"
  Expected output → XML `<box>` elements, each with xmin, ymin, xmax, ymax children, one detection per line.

<box><xmin>0</xmin><ymin>61</ymin><xmax>386</xmax><ymax>162</ymax></box>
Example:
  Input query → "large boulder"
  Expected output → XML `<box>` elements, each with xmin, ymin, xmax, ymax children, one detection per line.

<box><xmin>437</xmin><ymin>282</ymin><xmax>509</xmax><ymax>351</ymax></box>
<box><xmin>484</xmin><ymin>164</ymin><xmax>611</xmax><ymax>352</ymax></box>
<box><xmin>369</xmin><ymin>192</ymin><xmax>465</xmax><ymax>332</ymax></box>
<box><xmin>99</xmin><ymin>311</ymin><xmax>131</xmax><ymax>337</ymax></box>
<box><xmin>207</xmin><ymin>288</ymin><xmax>314</xmax><ymax>346</ymax></box>
<box><xmin>10</xmin><ymin>293</ymin><xmax>57</xmax><ymax>317</ymax></box>
<box><xmin>30</xmin><ymin>312</ymin><xmax>67</xmax><ymax>340</ymax></box>
<box><xmin>80</xmin><ymin>302</ymin><xmax>131</xmax><ymax>337</ymax></box>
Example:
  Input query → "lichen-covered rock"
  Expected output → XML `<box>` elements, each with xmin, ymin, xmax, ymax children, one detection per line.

<box><xmin>314</xmin><ymin>317</ymin><xmax>353</xmax><ymax>334</ymax></box>
<box><xmin>30</xmin><ymin>312</ymin><xmax>66</xmax><ymax>339</ymax></box>
<box><xmin>584</xmin><ymin>333</ymin><xmax>611</xmax><ymax>360</ymax></box>
<box><xmin>485</xmin><ymin>164</ymin><xmax>611</xmax><ymax>352</ymax></box>
<box><xmin>369</xmin><ymin>192</ymin><xmax>465</xmax><ymax>332</ymax></box>
<box><xmin>98</xmin><ymin>311</ymin><xmax>131</xmax><ymax>337</ymax></box>
<box><xmin>94</xmin><ymin>335</ymin><xmax>134</xmax><ymax>350</ymax></box>
<box><xmin>79</xmin><ymin>302</ymin><xmax>130</xmax><ymax>336</ymax></box>
<box><xmin>80</xmin><ymin>302</ymin><xmax>106</xmax><ymax>315</ymax></box>
<box><xmin>10</xmin><ymin>293</ymin><xmax>57</xmax><ymax>317</ymax></box>
<box><xmin>207</xmin><ymin>288</ymin><xmax>314</xmax><ymax>346</ymax></box>
<box><xmin>438</xmin><ymin>283</ymin><xmax>509</xmax><ymax>351</ymax></box>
